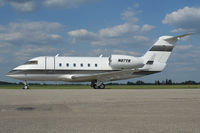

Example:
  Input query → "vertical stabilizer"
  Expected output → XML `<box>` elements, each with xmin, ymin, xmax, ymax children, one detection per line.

<box><xmin>143</xmin><ymin>33</ymin><xmax>192</xmax><ymax>71</ymax></box>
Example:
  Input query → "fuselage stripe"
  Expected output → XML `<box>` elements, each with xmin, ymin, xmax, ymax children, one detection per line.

<box><xmin>150</xmin><ymin>45</ymin><xmax>174</xmax><ymax>52</ymax></box>
<box><xmin>7</xmin><ymin>69</ymin><xmax>160</xmax><ymax>75</ymax></box>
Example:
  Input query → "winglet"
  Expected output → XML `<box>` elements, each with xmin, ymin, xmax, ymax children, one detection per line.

<box><xmin>164</xmin><ymin>33</ymin><xmax>193</xmax><ymax>44</ymax></box>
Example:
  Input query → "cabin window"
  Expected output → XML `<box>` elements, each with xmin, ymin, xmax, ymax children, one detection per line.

<box><xmin>73</xmin><ymin>63</ymin><xmax>76</xmax><ymax>67</ymax></box>
<box><xmin>24</xmin><ymin>60</ymin><xmax>38</xmax><ymax>65</ymax></box>
<box><xmin>66</xmin><ymin>63</ymin><xmax>69</xmax><ymax>67</ymax></box>
<box><xmin>95</xmin><ymin>64</ymin><xmax>98</xmax><ymax>67</ymax></box>
<box><xmin>88</xmin><ymin>63</ymin><xmax>90</xmax><ymax>67</ymax></box>
<box><xmin>80</xmin><ymin>63</ymin><xmax>83</xmax><ymax>67</ymax></box>
<box><xmin>59</xmin><ymin>63</ymin><xmax>62</xmax><ymax>67</ymax></box>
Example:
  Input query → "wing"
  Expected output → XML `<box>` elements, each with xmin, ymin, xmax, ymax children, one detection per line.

<box><xmin>70</xmin><ymin>69</ymin><xmax>141</xmax><ymax>82</ymax></box>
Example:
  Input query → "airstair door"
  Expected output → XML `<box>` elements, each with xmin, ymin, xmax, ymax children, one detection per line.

<box><xmin>46</xmin><ymin>57</ymin><xmax>55</xmax><ymax>70</ymax></box>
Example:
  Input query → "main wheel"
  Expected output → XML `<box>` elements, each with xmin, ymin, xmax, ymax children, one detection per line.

<box><xmin>93</xmin><ymin>85</ymin><xmax>99</xmax><ymax>89</ymax></box>
<box><xmin>99</xmin><ymin>84</ymin><xmax>105</xmax><ymax>89</ymax></box>
<box><xmin>93</xmin><ymin>84</ymin><xmax>105</xmax><ymax>89</ymax></box>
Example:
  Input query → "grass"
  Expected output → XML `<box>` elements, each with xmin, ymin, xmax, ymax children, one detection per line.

<box><xmin>0</xmin><ymin>84</ymin><xmax>200</xmax><ymax>89</ymax></box>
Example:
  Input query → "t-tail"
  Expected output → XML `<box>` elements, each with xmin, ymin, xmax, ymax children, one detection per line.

<box><xmin>142</xmin><ymin>33</ymin><xmax>192</xmax><ymax>72</ymax></box>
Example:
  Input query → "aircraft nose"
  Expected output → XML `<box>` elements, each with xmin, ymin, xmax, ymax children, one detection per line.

<box><xmin>6</xmin><ymin>70</ymin><xmax>26</xmax><ymax>80</ymax></box>
<box><xmin>6</xmin><ymin>70</ymin><xmax>20</xmax><ymax>78</ymax></box>
<box><xmin>6</xmin><ymin>70</ymin><xmax>15</xmax><ymax>78</ymax></box>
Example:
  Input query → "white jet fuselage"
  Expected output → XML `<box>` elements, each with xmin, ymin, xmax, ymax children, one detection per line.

<box><xmin>7</xmin><ymin>55</ymin><xmax>147</xmax><ymax>82</ymax></box>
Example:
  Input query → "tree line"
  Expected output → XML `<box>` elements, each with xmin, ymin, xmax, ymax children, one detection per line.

<box><xmin>108</xmin><ymin>79</ymin><xmax>200</xmax><ymax>85</ymax></box>
<box><xmin>0</xmin><ymin>79</ymin><xmax>199</xmax><ymax>85</ymax></box>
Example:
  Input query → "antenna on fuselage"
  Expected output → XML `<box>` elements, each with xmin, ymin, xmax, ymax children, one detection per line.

<box><xmin>55</xmin><ymin>54</ymin><xmax>59</xmax><ymax>57</ymax></box>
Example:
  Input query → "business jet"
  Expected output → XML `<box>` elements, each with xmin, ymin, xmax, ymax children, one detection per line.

<box><xmin>6</xmin><ymin>34</ymin><xmax>191</xmax><ymax>89</ymax></box>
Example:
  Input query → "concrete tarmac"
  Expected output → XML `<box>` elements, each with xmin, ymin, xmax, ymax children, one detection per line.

<box><xmin>0</xmin><ymin>89</ymin><xmax>200</xmax><ymax>133</ymax></box>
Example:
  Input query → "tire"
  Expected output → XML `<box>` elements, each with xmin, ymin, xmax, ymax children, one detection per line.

<box><xmin>92</xmin><ymin>83</ymin><xmax>105</xmax><ymax>89</ymax></box>
<box><xmin>23</xmin><ymin>86</ymin><xmax>29</xmax><ymax>90</ymax></box>
<box><xmin>93</xmin><ymin>85</ymin><xmax>99</xmax><ymax>89</ymax></box>
<box><xmin>99</xmin><ymin>84</ymin><xmax>105</xmax><ymax>89</ymax></box>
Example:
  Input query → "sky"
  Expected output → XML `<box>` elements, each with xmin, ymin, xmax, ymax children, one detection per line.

<box><xmin>0</xmin><ymin>0</ymin><xmax>200</xmax><ymax>83</ymax></box>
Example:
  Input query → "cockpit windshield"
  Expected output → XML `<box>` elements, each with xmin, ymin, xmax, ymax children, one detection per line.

<box><xmin>24</xmin><ymin>60</ymin><xmax>38</xmax><ymax>65</ymax></box>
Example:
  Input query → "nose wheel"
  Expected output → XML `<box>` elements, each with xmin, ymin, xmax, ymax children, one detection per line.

<box><xmin>23</xmin><ymin>80</ymin><xmax>29</xmax><ymax>90</ymax></box>
<box><xmin>91</xmin><ymin>80</ymin><xmax>105</xmax><ymax>89</ymax></box>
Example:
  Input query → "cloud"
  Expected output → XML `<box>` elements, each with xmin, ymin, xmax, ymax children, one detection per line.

<box><xmin>87</xmin><ymin>48</ymin><xmax>141</xmax><ymax>57</ymax></box>
<box><xmin>15</xmin><ymin>45</ymin><xmax>59</xmax><ymax>61</ymax></box>
<box><xmin>68</xmin><ymin>28</ymin><xmax>151</xmax><ymax>46</ymax></box>
<box><xmin>0</xmin><ymin>42</ymin><xmax>12</xmax><ymax>48</ymax></box>
<box><xmin>0</xmin><ymin>1</ymin><xmax>4</xmax><ymax>6</ymax></box>
<box><xmin>170</xmin><ymin>45</ymin><xmax>200</xmax><ymax>71</ymax></box>
<box><xmin>0</xmin><ymin>32</ymin><xmax>23</xmax><ymax>42</ymax></box>
<box><xmin>163</xmin><ymin>6</ymin><xmax>200</xmax><ymax>32</ymax></box>
<box><xmin>0</xmin><ymin>57</ymin><xmax>4</xmax><ymax>63</ymax></box>
<box><xmin>175</xmin><ymin>44</ymin><xmax>193</xmax><ymax>51</ymax></box>
<box><xmin>68</xmin><ymin>29</ymin><xmax>97</xmax><ymax>43</ymax></box>
<box><xmin>112</xmin><ymin>49</ymin><xmax>140</xmax><ymax>56</ymax></box>
<box><xmin>121</xmin><ymin>8</ymin><xmax>139</xmax><ymax>23</ymax></box>
<box><xmin>1</xmin><ymin>0</ymin><xmax>98</xmax><ymax>12</ymax></box>
<box><xmin>0</xmin><ymin>21</ymin><xmax>64</xmax><ymax>46</ymax></box>
<box><xmin>62</xmin><ymin>50</ymin><xmax>77</xmax><ymax>56</ymax></box>
<box><xmin>68</xmin><ymin>8</ymin><xmax>155</xmax><ymax>47</ymax></box>
<box><xmin>133</xmin><ymin>2</ymin><xmax>139</xmax><ymax>8</ymax></box>
<box><xmin>8</xmin><ymin>21</ymin><xmax>63</xmax><ymax>32</ymax></box>
<box><xmin>0</xmin><ymin>21</ymin><xmax>66</xmax><ymax>63</ymax></box>
<box><xmin>99</xmin><ymin>23</ymin><xmax>139</xmax><ymax>38</ymax></box>
<box><xmin>141</xmin><ymin>24</ymin><xmax>155</xmax><ymax>32</ymax></box>
<box><xmin>43</xmin><ymin>0</ymin><xmax>95</xmax><ymax>8</ymax></box>
<box><xmin>10</xmin><ymin>1</ymin><xmax>37</xmax><ymax>12</ymax></box>
<box><xmin>14</xmin><ymin>45</ymin><xmax>80</xmax><ymax>63</ymax></box>
<box><xmin>90</xmin><ymin>35</ymin><xmax>150</xmax><ymax>46</ymax></box>
<box><xmin>176</xmin><ymin>66</ymin><xmax>198</xmax><ymax>72</ymax></box>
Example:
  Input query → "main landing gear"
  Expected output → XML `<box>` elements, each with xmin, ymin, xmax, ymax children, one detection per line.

<box><xmin>91</xmin><ymin>80</ymin><xmax>105</xmax><ymax>89</ymax></box>
<box><xmin>23</xmin><ymin>80</ymin><xmax>29</xmax><ymax>90</ymax></box>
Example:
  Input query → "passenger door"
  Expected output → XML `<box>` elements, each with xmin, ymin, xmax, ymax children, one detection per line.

<box><xmin>46</xmin><ymin>57</ymin><xmax>55</xmax><ymax>70</ymax></box>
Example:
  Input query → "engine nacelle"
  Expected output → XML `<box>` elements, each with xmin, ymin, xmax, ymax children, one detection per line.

<box><xmin>109</xmin><ymin>55</ymin><xmax>144</xmax><ymax>69</ymax></box>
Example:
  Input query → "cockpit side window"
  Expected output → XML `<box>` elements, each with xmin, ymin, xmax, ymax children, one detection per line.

<box><xmin>24</xmin><ymin>60</ymin><xmax>38</xmax><ymax>65</ymax></box>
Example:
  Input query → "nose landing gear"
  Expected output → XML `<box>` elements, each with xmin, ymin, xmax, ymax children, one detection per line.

<box><xmin>23</xmin><ymin>80</ymin><xmax>29</xmax><ymax>90</ymax></box>
<box><xmin>91</xmin><ymin>80</ymin><xmax>105</xmax><ymax>89</ymax></box>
